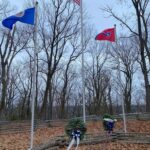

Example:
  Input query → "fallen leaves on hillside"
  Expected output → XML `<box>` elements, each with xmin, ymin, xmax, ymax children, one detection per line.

<box><xmin>0</xmin><ymin>120</ymin><xmax>150</xmax><ymax>150</ymax></box>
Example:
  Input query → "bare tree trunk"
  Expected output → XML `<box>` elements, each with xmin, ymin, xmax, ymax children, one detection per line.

<box><xmin>48</xmin><ymin>82</ymin><xmax>53</xmax><ymax>120</ymax></box>
<box><xmin>60</xmin><ymin>92</ymin><xmax>66</xmax><ymax>119</ymax></box>
<box><xmin>41</xmin><ymin>73</ymin><xmax>50</xmax><ymax>119</ymax></box>
<box><xmin>140</xmin><ymin>40</ymin><xmax>150</xmax><ymax>111</ymax></box>
<box><xmin>108</xmin><ymin>86</ymin><xmax>113</xmax><ymax>114</ymax></box>
<box><xmin>145</xmin><ymin>81</ymin><xmax>150</xmax><ymax>111</ymax></box>
<box><xmin>20</xmin><ymin>93</ymin><xmax>27</xmax><ymax>119</ymax></box>
<box><xmin>0</xmin><ymin>62</ymin><xmax>7</xmax><ymax>116</ymax></box>
<box><xmin>124</xmin><ymin>73</ymin><xmax>132</xmax><ymax>113</ymax></box>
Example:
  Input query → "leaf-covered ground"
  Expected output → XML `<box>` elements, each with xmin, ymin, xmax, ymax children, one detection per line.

<box><xmin>0</xmin><ymin>120</ymin><xmax>150</xmax><ymax>150</ymax></box>
<box><xmin>61</xmin><ymin>142</ymin><xmax>150</xmax><ymax>150</ymax></box>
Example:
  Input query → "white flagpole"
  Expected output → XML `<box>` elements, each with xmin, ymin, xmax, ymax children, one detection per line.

<box><xmin>118</xmin><ymin>57</ymin><xmax>127</xmax><ymax>133</ymax></box>
<box><xmin>80</xmin><ymin>0</ymin><xmax>86</xmax><ymax>123</ymax></box>
<box><xmin>114</xmin><ymin>24</ymin><xmax>127</xmax><ymax>133</ymax></box>
<box><xmin>29</xmin><ymin>1</ymin><xmax>38</xmax><ymax>150</ymax></box>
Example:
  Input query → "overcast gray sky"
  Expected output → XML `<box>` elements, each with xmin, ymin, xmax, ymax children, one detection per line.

<box><xmin>7</xmin><ymin>0</ymin><xmax>122</xmax><ymax>33</ymax></box>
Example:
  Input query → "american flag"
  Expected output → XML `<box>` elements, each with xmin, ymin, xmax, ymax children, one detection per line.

<box><xmin>73</xmin><ymin>0</ymin><xmax>80</xmax><ymax>5</ymax></box>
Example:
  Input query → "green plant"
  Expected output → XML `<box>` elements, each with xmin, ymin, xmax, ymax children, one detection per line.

<box><xmin>65</xmin><ymin>118</ymin><xmax>87</xmax><ymax>140</ymax></box>
<box><xmin>103</xmin><ymin>114</ymin><xmax>114</xmax><ymax>119</ymax></box>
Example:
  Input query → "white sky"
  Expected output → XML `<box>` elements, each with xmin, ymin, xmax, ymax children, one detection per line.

<box><xmin>7</xmin><ymin>0</ymin><xmax>125</xmax><ymax>33</ymax></box>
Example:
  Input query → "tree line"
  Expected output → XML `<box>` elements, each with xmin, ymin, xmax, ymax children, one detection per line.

<box><xmin>0</xmin><ymin>0</ymin><xmax>149</xmax><ymax>120</ymax></box>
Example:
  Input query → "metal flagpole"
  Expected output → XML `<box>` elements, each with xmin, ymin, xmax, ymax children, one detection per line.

<box><xmin>29</xmin><ymin>1</ymin><xmax>38</xmax><ymax>150</ymax></box>
<box><xmin>114</xmin><ymin>24</ymin><xmax>127</xmax><ymax>133</ymax></box>
<box><xmin>80</xmin><ymin>0</ymin><xmax>86</xmax><ymax>123</ymax></box>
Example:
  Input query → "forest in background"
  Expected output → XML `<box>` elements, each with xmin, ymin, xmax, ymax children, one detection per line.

<box><xmin>0</xmin><ymin>0</ymin><xmax>150</xmax><ymax>120</ymax></box>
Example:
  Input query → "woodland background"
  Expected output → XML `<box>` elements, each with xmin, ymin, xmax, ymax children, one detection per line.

<box><xmin>0</xmin><ymin>0</ymin><xmax>150</xmax><ymax>121</ymax></box>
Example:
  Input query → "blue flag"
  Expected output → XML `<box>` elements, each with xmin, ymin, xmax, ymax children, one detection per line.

<box><xmin>2</xmin><ymin>7</ymin><xmax>35</xmax><ymax>30</ymax></box>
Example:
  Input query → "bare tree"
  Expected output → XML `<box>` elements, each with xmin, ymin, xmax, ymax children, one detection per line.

<box><xmin>0</xmin><ymin>1</ymin><xmax>13</xmax><ymax>21</ymax></box>
<box><xmin>85</xmin><ymin>43</ymin><xmax>111</xmax><ymax>115</ymax></box>
<box><xmin>110</xmin><ymin>37</ymin><xmax>138</xmax><ymax>113</ymax></box>
<box><xmin>38</xmin><ymin>0</ymin><xmax>80</xmax><ymax>119</ymax></box>
<box><xmin>0</xmin><ymin>1</ymin><xmax>33</xmax><ymax>118</ymax></box>
<box><xmin>102</xmin><ymin>0</ymin><xmax>150</xmax><ymax>111</ymax></box>
<box><xmin>58</xmin><ymin>36</ymin><xmax>81</xmax><ymax>119</ymax></box>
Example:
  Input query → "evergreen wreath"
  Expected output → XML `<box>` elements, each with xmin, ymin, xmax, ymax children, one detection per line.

<box><xmin>103</xmin><ymin>114</ymin><xmax>114</xmax><ymax>120</ymax></box>
<box><xmin>65</xmin><ymin>118</ymin><xmax>87</xmax><ymax>140</ymax></box>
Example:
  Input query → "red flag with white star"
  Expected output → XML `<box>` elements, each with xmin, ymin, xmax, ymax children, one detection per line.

<box><xmin>95</xmin><ymin>28</ymin><xmax>115</xmax><ymax>42</ymax></box>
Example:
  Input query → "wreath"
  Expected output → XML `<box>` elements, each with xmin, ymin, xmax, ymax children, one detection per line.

<box><xmin>103</xmin><ymin>114</ymin><xmax>114</xmax><ymax>119</ymax></box>
<box><xmin>65</xmin><ymin>118</ymin><xmax>87</xmax><ymax>140</ymax></box>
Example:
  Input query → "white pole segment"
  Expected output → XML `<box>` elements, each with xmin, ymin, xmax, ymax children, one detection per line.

<box><xmin>114</xmin><ymin>24</ymin><xmax>127</xmax><ymax>133</ymax></box>
<box><xmin>80</xmin><ymin>0</ymin><xmax>86</xmax><ymax>123</ymax></box>
<box><xmin>29</xmin><ymin>1</ymin><xmax>38</xmax><ymax>150</ymax></box>
<box><xmin>118</xmin><ymin>60</ymin><xmax>127</xmax><ymax>133</ymax></box>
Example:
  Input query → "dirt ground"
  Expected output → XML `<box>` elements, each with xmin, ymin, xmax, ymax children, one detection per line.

<box><xmin>0</xmin><ymin>120</ymin><xmax>150</xmax><ymax>150</ymax></box>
